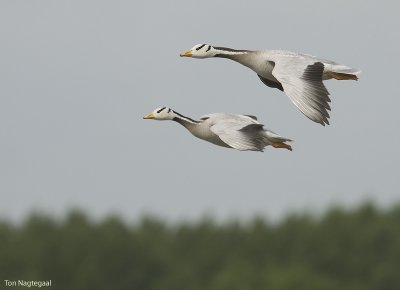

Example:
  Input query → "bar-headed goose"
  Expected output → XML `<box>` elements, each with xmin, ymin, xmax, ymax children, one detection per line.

<box><xmin>143</xmin><ymin>107</ymin><xmax>292</xmax><ymax>152</ymax></box>
<box><xmin>180</xmin><ymin>44</ymin><xmax>361</xmax><ymax>126</ymax></box>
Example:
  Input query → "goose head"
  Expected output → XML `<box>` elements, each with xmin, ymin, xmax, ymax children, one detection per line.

<box><xmin>180</xmin><ymin>44</ymin><xmax>216</xmax><ymax>58</ymax></box>
<box><xmin>143</xmin><ymin>107</ymin><xmax>174</xmax><ymax>120</ymax></box>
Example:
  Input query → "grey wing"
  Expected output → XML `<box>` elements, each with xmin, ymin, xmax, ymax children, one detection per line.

<box><xmin>210</xmin><ymin>121</ymin><xmax>265</xmax><ymax>151</ymax></box>
<box><xmin>271</xmin><ymin>57</ymin><xmax>331</xmax><ymax>126</ymax></box>
<box><xmin>257</xmin><ymin>74</ymin><xmax>284</xmax><ymax>91</ymax></box>
<box><xmin>243</xmin><ymin>114</ymin><xmax>258</xmax><ymax>120</ymax></box>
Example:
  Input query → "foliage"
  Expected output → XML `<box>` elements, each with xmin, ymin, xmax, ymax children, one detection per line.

<box><xmin>1</xmin><ymin>204</ymin><xmax>400</xmax><ymax>290</ymax></box>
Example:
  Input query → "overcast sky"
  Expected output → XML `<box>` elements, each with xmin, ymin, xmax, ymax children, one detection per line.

<box><xmin>1</xmin><ymin>0</ymin><xmax>399</xmax><ymax>222</ymax></box>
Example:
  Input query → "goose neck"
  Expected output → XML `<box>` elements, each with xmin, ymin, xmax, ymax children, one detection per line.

<box><xmin>172</xmin><ymin>112</ymin><xmax>199</xmax><ymax>130</ymax></box>
<box><xmin>213</xmin><ymin>47</ymin><xmax>251</xmax><ymax>61</ymax></box>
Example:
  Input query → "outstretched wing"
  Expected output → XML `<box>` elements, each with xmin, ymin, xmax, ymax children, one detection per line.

<box><xmin>271</xmin><ymin>58</ymin><xmax>331</xmax><ymax>126</ymax></box>
<box><xmin>210</xmin><ymin>121</ymin><xmax>265</xmax><ymax>151</ymax></box>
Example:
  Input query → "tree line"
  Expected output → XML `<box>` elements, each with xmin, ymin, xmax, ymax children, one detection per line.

<box><xmin>1</xmin><ymin>203</ymin><xmax>400</xmax><ymax>290</ymax></box>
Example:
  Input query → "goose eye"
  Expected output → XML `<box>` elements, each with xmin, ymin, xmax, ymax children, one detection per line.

<box><xmin>195</xmin><ymin>44</ymin><xmax>206</xmax><ymax>51</ymax></box>
<box><xmin>156</xmin><ymin>107</ymin><xmax>166</xmax><ymax>114</ymax></box>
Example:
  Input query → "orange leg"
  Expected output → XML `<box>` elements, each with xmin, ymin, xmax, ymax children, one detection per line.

<box><xmin>272</xmin><ymin>142</ymin><xmax>292</xmax><ymax>151</ymax></box>
<box><xmin>326</xmin><ymin>71</ymin><xmax>358</xmax><ymax>81</ymax></box>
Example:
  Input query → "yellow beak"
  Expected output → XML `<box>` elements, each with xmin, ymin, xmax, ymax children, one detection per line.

<box><xmin>180</xmin><ymin>50</ymin><xmax>193</xmax><ymax>57</ymax></box>
<box><xmin>143</xmin><ymin>113</ymin><xmax>155</xmax><ymax>119</ymax></box>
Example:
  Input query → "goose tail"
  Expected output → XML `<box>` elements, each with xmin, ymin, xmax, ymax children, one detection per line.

<box><xmin>324</xmin><ymin>63</ymin><xmax>361</xmax><ymax>81</ymax></box>
<box><xmin>264</xmin><ymin>131</ymin><xmax>293</xmax><ymax>151</ymax></box>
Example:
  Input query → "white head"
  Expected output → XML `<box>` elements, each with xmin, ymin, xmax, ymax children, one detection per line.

<box><xmin>180</xmin><ymin>44</ymin><xmax>217</xmax><ymax>59</ymax></box>
<box><xmin>143</xmin><ymin>107</ymin><xmax>175</xmax><ymax>120</ymax></box>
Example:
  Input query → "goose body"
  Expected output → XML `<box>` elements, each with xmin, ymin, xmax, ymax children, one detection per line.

<box><xmin>143</xmin><ymin>107</ymin><xmax>292</xmax><ymax>152</ymax></box>
<box><xmin>180</xmin><ymin>44</ymin><xmax>361</xmax><ymax>126</ymax></box>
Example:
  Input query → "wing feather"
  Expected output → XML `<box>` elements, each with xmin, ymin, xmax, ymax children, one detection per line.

<box><xmin>210</xmin><ymin>121</ymin><xmax>265</xmax><ymax>151</ymax></box>
<box><xmin>271</xmin><ymin>60</ymin><xmax>331</xmax><ymax>125</ymax></box>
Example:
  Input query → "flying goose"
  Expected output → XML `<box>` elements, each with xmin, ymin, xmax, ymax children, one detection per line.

<box><xmin>143</xmin><ymin>107</ymin><xmax>292</xmax><ymax>152</ymax></box>
<box><xmin>180</xmin><ymin>44</ymin><xmax>361</xmax><ymax>126</ymax></box>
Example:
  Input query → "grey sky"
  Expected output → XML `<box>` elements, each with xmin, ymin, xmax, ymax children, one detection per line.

<box><xmin>1</xmin><ymin>0</ymin><xmax>399</xmax><ymax>222</ymax></box>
